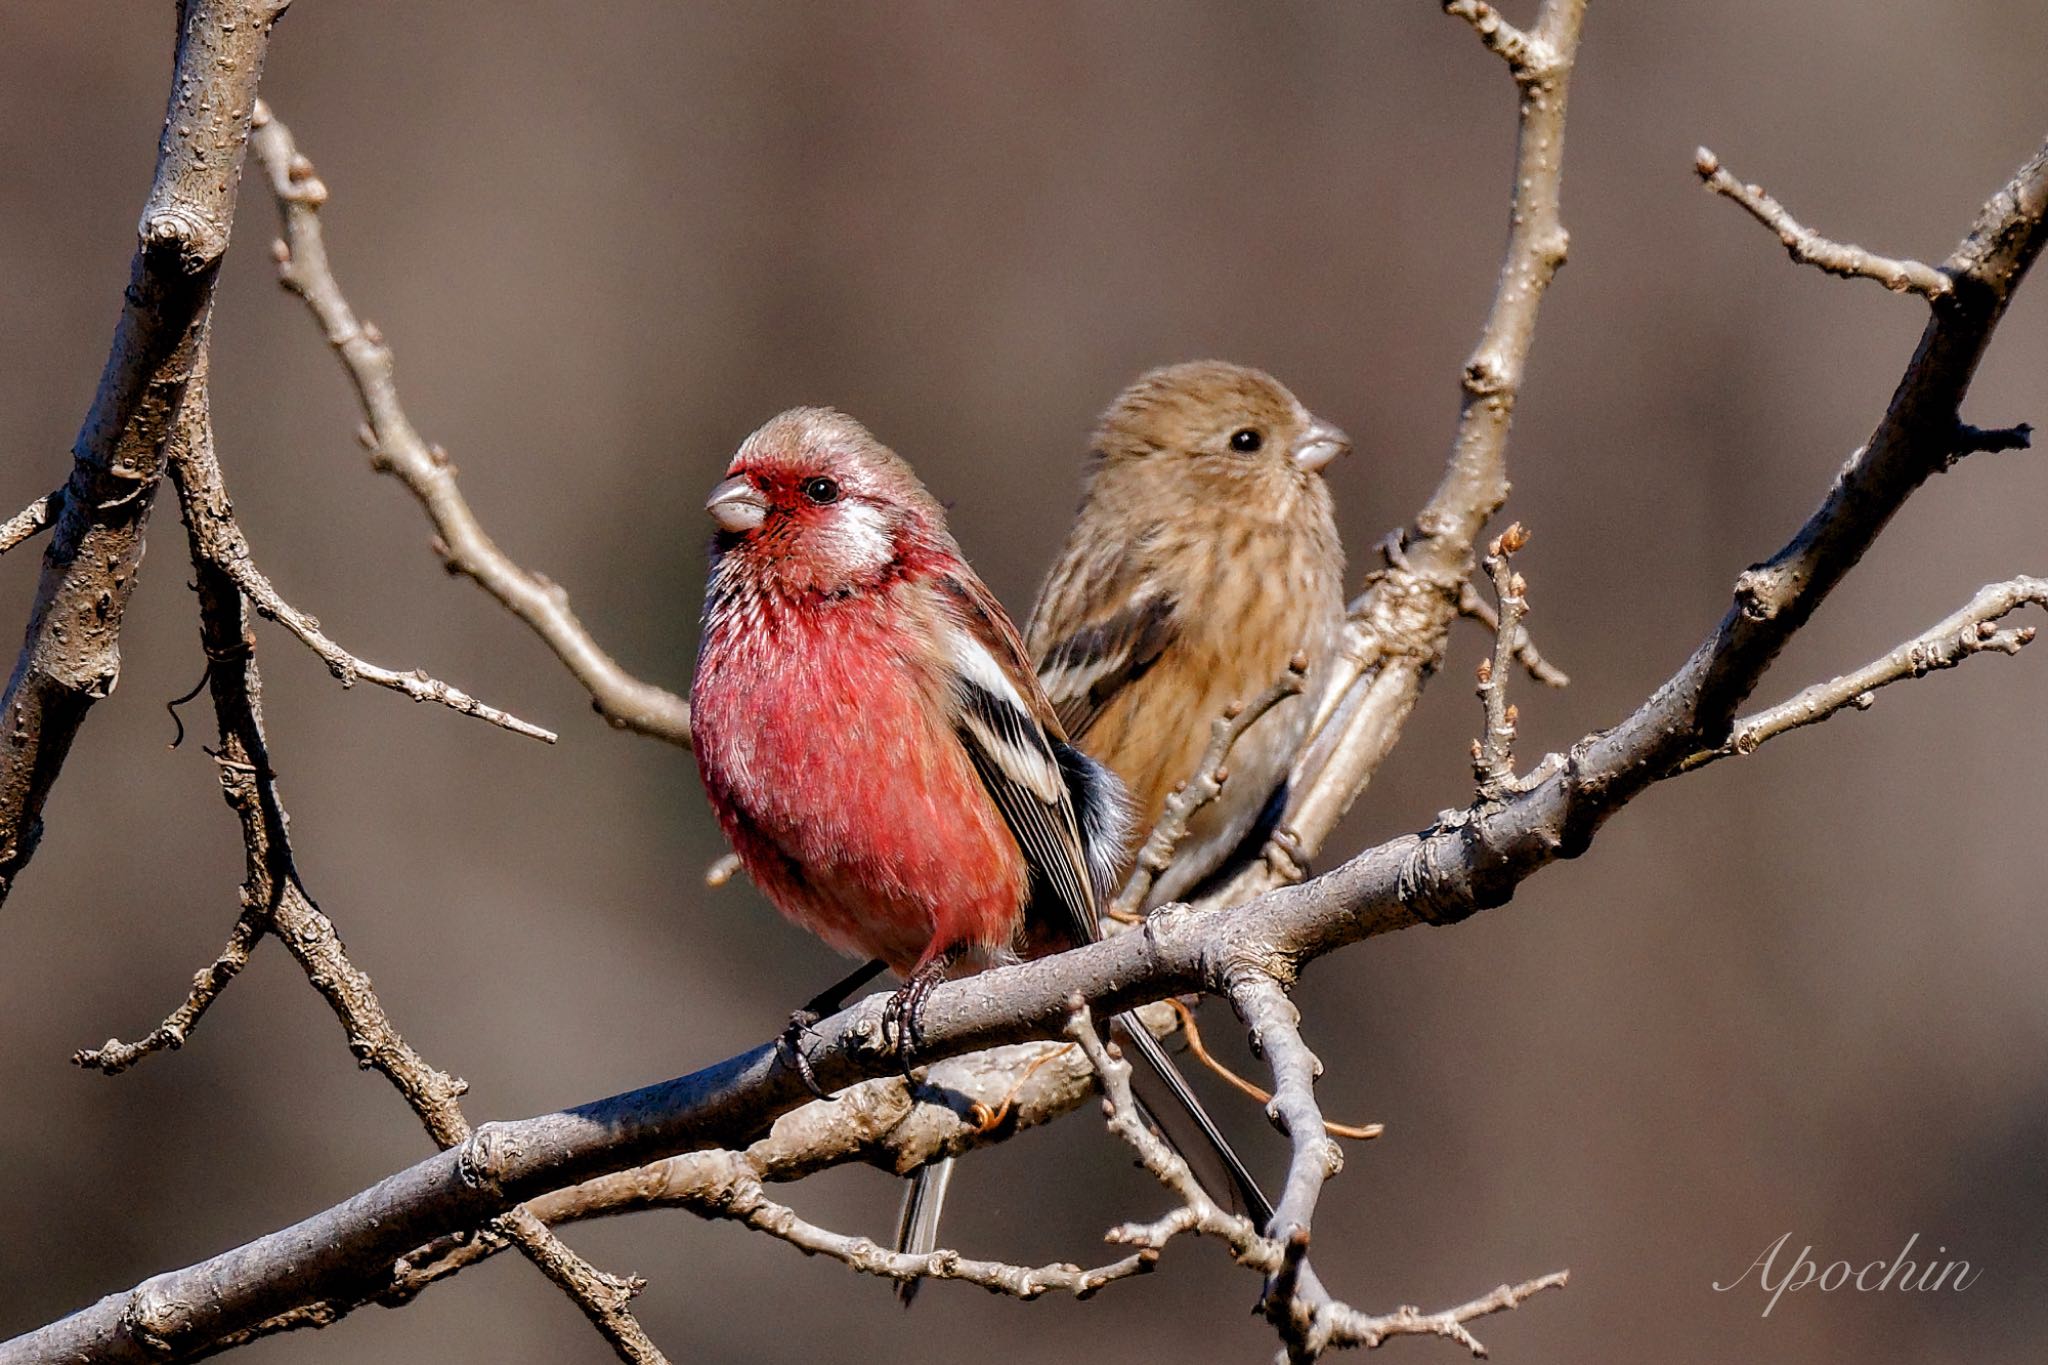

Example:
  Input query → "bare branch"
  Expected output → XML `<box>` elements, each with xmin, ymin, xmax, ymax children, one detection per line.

<box><xmin>1110</xmin><ymin>657</ymin><xmax>1309</xmax><ymax>920</ymax></box>
<box><xmin>675</xmin><ymin>1151</ymin><xmax>1156</xmax><ymax>1299</ymax></box>
<box><xmin>198</xmin><ymin>531</ymin><xmax>556</xmax><ymax>742</ymax></box>
<box><xmin>1162</xmin><ymin>999</ymin><xmax>1383</xmax><ymax>1142</ymax></box>
<box><xmin>1950</xmin><ymin>420</ymin><xmax>2033</xmax><ymax>465</ymax></box>
<box><xmin>1680</xmin><ymin>575</ymin><xmax>2047</xmax><ymax>771</ymax></box>
<box><xmin>1470</xmin><ymin>524</ymin><xmax>1532</xmax><ymax>799</ymax></box>
<box><xmin>248</xmin><ymin>103</ymin><xmax>694</xmax><ymax>748</ymax></box>
<box><xmin>0</xmin><ymin>490</ymin><xmax>63</xmax><ymax>557</ymax></box>
<box><xmin>1455</xmin><ymin>574</ymin><xmax>1568</xmax><ymax>687</ymax></box>
<box><xmin>0</xmin><ymin>0</ymin><xmax>287</xmax><ymax>912</ymax></box>
<box><xmin>1069</xmin><ymin>1006</ymin><xmax>1563</xmax><ymax>1360</ymax></box>
<box><xmin>72</xmin><ymin>907</ymin><xmax>263</xmax><ymax>1075</ymax></box>
<box><xmin>1205</xmin><ymin>0</ymin><xmax>1588</xmax><ymax>909</ymax></box>
<box><xmin>1228</xmin><ymin>976</ymin><xmax>1339</xmax><ymax>1248</ymax></box>
<box><xmin>1696</xmin><ymin>147</ymin><xmax>1952</xmax><ymax>299</ymax></box>
<box><xmin>112</xmin><ymin>372</ymin><xmax>666</xmax><ymax>1365</ymax></box>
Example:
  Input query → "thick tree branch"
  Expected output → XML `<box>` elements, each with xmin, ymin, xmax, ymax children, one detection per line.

<box><xmin>248</xmin><ymin>104</ymin><xmax>693</xmax><ymax>747</ymax></box>
<box><xmin>0</xmin><ymin>0</ymin><xmax>285</xmax><ymax>910</ymax></box>
<box><xmin>9</xmin><ymin>104</ymin><xmax>2040</xmax><ymax>1365</ymax></box>
<box><xmin>1695</xmin><ymin>148</ymin><xmax>1952</xmax><ymax>299</ymax></box>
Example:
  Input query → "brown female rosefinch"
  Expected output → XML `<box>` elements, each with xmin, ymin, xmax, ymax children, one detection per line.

<box><xmin>1029</xmin><ymin>360</ymin><xmax>1349</xmax><ymax>905</ymax></box>
<box><xmin>689</xmin><ymin>409</ymin><xmax>1269</xmax><ymax>1303</ymax></box>
<box><xmin>896</xmin><ymin>364</ymin><xmax>1346</xmax><ymax>1289</ymax></box>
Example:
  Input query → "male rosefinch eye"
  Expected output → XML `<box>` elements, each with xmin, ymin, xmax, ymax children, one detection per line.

<box><xmin>688</xmin><ymin>407</ymin><xmax>1272</xmax><ymax>1304</ymax></box>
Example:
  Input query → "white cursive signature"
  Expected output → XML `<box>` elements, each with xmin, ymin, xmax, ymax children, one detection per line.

<box><xmin>1715</xmin><ymin>1232</ymin><xmax>1981</xmax><ymax>1317</ymax></box>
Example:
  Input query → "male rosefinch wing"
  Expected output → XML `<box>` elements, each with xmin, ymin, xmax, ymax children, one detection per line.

<box><xmin>895</xmin><ymin>570</ymin><xmax>1272</xmax><ymax>1302</ymax></box>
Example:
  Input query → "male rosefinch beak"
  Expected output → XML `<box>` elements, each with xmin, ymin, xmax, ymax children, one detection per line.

<box><xmin>689</xmin><ymin>408</ymin><xmax>1273</xmax><ymax>1304</ymax></box>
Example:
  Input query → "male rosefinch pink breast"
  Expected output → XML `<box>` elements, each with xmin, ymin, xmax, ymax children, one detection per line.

<box><xmin>1029</xmin><ymin>361</ymin><xmax>1349</xmax><ymax>905</ymax></box>
<box><xmin>689</xmin><ymin>409</ymin><xmax>1268</xmax><ymax>1299</ymax></box>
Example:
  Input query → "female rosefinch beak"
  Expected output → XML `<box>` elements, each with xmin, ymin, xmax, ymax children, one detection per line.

<box><xmin>1029</xmin><ymin>360</ymin><xmax>1350</xmax><ymax>905</ymax></box>
<box><xmin>690</xmin><ymin>408</ymin><xmax>1271</xmax><ymax>1302</ymax></box>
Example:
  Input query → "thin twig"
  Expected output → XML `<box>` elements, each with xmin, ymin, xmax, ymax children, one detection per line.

<box><xmin>1110</xmin><ymin>657</ymin><xmax>1310</xmax><ymax>920</ymax></box>
<box><xmin>689</xmin><ymin>1152</ymin><xmax>1156</xmax><ymax>1299</ymax></box>
<box><xmin>1455</xmin><ymin>577</ymin><xmax>1568</xmax><ymax>687</ymax></box>
<box><xmin>249</xmin><ymin>102</ymin><xmax>693</xmax><ymax>748</ymax></box>
<box><xmin>1696</xmin><ymin>147</ymin><xmax>1952</xmax><ymax>300</ymax></box>
<box><xmin>1069</xmin><ymin>1004</ymin><xmax>1564</xmax><ymax>1360</ymax></box>
<box><xmin>1163</xmin><ymin>999</ymin><xmax>1382</xmax><ymax>1143</ymax></box>
<box><xmin>0</xmin><ymin>489</ymin><xmax>62</xmax><ymax>556</ymax></box>
<box><xmin>1679</xmin><ymin>575</ymin><xmax>2048</xmax><ymax>771</ymax></box>
<box><xmin>72</xmin><ymin>907</ymin><xmax>264</xmax><ymax>1074</ymax></box>
<box><xmin>207</xmin><ymin>542</ymin><xmax>556</xmax><ymax>742</ymax></box>
<box><xmin>1471</xmin><ymin>523</ymin><xmax>1531</xmax><ymax>800</ymax></box>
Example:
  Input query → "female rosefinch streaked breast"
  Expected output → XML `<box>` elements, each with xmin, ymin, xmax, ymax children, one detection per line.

<box><xmin>689</xmin><ymin>409</ymin><xmax>1269</xmax><ymax>1297</ymax></box>
<box><xmin>1028</xmin><ymin>361</ymin><xmax>1349</xmax><ymax>905</ymax></box>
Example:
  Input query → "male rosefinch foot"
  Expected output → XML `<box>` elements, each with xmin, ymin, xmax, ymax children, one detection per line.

<box><xmin>779</xmin><ymin>958</ymin><xmax>888</xmax><ymax>1099</ymax></box>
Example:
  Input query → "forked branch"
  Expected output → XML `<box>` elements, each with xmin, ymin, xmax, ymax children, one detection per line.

<box><xmin>1679</xmin><ymin>575</ymin><xmax>2048</xmax><ymax>771</ymax></box>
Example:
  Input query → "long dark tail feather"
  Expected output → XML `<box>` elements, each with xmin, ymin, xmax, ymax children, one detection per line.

<box><xmin>893</xmin><ymin>1156</ymin><xmax>957</xmax><ymax>1307</ymax></box>
<box><xmin>1114</xmin><ymin>1011</ymin><xmax>1274</xmax><ymax>1227</ymax></box>
<box><xmin>891</xmin><ymin>1010</ymin><xmax>1271</xmax><ymax>1308</ymax></box>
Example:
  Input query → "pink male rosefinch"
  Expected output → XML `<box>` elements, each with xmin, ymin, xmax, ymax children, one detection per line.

<box><xmin>1029</xmin><ymin>360</ymin><xmax>1349</xmax><ymax>905</ymax></box>
<box><xmin>690</xmin><ymin>408</ymin><xmax>1269</xmax><ymax>1299</ymax></box>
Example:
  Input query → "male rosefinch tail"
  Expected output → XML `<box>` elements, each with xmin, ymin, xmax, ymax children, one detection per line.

<box><xmin>893</xmin><ymin>1009</ymin><xmax>1271</xmax><ymax>1306</ymax></box>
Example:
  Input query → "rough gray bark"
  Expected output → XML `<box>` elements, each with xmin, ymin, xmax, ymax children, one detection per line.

<box><xmin>0</xmin><ymin>0</ymin><xmax>287</xmax><ymax>907</ymax></box>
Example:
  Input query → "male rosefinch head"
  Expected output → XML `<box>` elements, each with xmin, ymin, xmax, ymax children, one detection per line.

<box><xmin>1030</xmin><ymin>360</ymin><xmax>1350</xmax><ymax>906</ymax></box>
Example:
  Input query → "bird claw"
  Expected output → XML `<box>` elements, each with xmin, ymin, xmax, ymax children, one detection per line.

<box><xmin>881</xmin><ymin>968</ymin><xmax>943</xmax><ymax>1081</ymax></box>
<box><xmin>778</xmin><ymin>1008</ymin><xmax>829</xmax><ymax>1099</ymax></box>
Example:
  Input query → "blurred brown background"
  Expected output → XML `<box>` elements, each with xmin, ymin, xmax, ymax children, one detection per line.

<box><xmin>3</xmin><ymin>3</ymin><xmax>2045</xmax><ymax>1362</ymax></box>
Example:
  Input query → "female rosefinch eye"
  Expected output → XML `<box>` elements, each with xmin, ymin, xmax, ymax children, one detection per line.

<box><xmin>1027</xmin><ymin>360</ymin><xmax>1350</xmax><ymax>907</ymax></box>
<box><xmin>689</xmin><ymin>407</ymin><xmax>1272</xmax><ymax>1304</ymax></box>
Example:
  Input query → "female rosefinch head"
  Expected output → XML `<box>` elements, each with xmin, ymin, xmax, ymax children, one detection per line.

<box><xmin>1091</xmin><ymin>359</ymin><xmax>1349</xmax><ymax>509</ymax></box>
<box><xmin>704</xmin><ymin>407</ymin><xmax>946</xmax><ymax>598</ymax></box>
